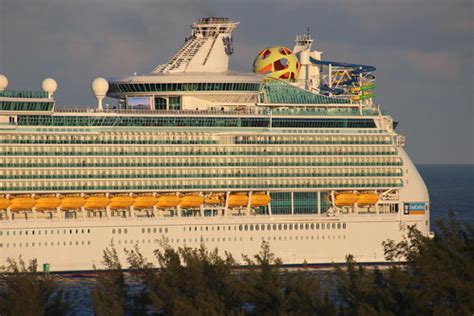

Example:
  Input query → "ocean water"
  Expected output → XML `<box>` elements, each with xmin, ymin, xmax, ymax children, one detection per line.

<box><xmin>418</xmin><ymin>164</ymin><xmax>474</xmax><ymax>226</ymax></box>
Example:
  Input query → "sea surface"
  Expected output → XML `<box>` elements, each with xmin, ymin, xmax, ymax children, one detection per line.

<box><xmin>418</xmin><ymin>164</ymin><xmax>474</xmax><ymax>226</ymax></box>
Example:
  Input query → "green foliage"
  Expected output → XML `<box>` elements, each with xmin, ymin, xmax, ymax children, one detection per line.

<box><xmin>336</xmin><ymin>212</ymin><xmax>474</xmax><ymax>315</ymax></box>
<box><xmin>0</xmin><ymin>257</ymin><xmax>70</xmax><ymax>316</ymax></box>
<box><xmin>90</xmin><ymin>246</ymin><xmax>129</xmax><ymax>316</ymax></box>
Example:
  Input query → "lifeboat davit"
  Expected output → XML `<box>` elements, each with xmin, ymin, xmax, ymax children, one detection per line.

<box><xmin>334</xmin><ymin>193</ymin><xmax>359</xmax><ymax>206</ymax></box>
<box><xmin>179</xmin><ymin>195</ymin><xmax>204</xmax><ymax>208</ymax></box>
<box><xmin>227</xmin><ymin>194</ymin><xmax>249</xmax><ymax>207</ymax></box>
<box><xmin>250</xmin><ymin>194</ymin><xmax>272</xmax><ymax>207</ymax></box>
<box><xmin>133</xmin><ymin>196</ymin><xmax>158</xmax><ymax>209</ymax></box>
<box><xmin>84</xmin><ymin>196</ymin><xmax>110</xmax><ymax>210</ymax></box>
<box><xmin>156</xmin><ymin>195</ymin><xmax>181</xmax><ymax>208</ymax></box>
<box><xmin>357</xmin><ymin>193</ymin><xmax>379</xmax><ymax>206</ymax></box>
<box><xmin>204</xmin><ymin>194</ymin><xmax>221</xmax><ymax>205</ymax></box>
<box><xmin>60</xmin><ymin>196</ymin><xmax>86</xmax><ymax>210</ymax></box>
<box><xmin>10</xmin><ymin>197</ymin><xmax>36</xmax><ymax>211</ymax></box>
<box><xmin>35</xmin><ymin>197</ymin><xmax>61</xmax><ymax>211</ymax></box>
<box><xmin>0</xmin><ymin>197</ymin><xmax>10</xmax><ymax>210</ymax></box>
<box><xmin>109</xmin><ymin>196</ymin><xmax>135</xmax><ymax>209</ymax></box>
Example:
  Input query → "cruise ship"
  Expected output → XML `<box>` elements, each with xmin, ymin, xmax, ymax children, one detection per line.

<box><xmin>0</xmin><ymin>17</ymin><xmax>430</xmax><ymax>272</ymax></box>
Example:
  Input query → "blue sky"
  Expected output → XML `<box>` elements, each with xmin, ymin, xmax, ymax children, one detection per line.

<box><xmin>0</xmin><ymin>0</ymin><xmax>472</xmax><ymax>164</ymax></box>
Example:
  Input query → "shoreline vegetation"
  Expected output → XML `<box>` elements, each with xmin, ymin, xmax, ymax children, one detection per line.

<box><xmin>1</xmin><ymin>212</ymin><xmax>473</xmax><ymax>315</ymax></box>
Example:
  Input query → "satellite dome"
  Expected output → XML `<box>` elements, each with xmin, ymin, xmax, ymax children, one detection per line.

<box><xmin>91</xmin><ymin>77</ymin><xmax>109</xmax><ymax>96</ymax></box>
<box><xmin>0</xmin><ymin>74</ymin><xmax>8</xmax><ymax>91</ymax></box>
<box><xmin>41</xmin><ymin>78</ymin><xmax>58</xmax><ymax>95</ymax></box>
<box><xmin>253</xmin><ymin>46</ymin><xmax>300</xmax><ymax>81</ymax></box>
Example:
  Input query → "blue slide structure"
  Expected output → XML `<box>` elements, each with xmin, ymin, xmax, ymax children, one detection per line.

<box><xmin>309</xmin><ymin>57</ymin><xmax>376</xmax><ymax>95</ymax></box>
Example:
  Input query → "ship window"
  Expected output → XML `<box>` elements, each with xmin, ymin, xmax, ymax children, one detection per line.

<box><xmin>147</xmin><ymin>228</ymin><xmax>151</xmax><ymax>233</ymax></box>
<box><xmin>289</xmin><ymin>224</ymin><xmax>293</xmax><ymax>230</ymax></box>
<box><xmin>239</xmin><ymin>225</ymin><xmax>242</xmax><ymax>231</ymax></box>
<box><xmin>278</xmin><ymin>224</ymin><xmax>282</xmax><ymax>230</ymax></box>
<box><xmin>124</xmin><ymin>229</ymin><xmax>127</xmax><ymax>234</ymax></box>
<box><xmin>118</xmin><ymin>229</ymin><xmax>122</xmax><ymax>234</ymax></box>
<box><xmin>153</xmin><ymin>228</ymin><xmax>157</xmax><ymax>233</ymax></box>
<box><xmin>316</xmin><ymin>223</ymin><xmax>320</xmax><ymax>230</ymax></box>
<box><xmin>32</xmin><ymin>230</ymin><xmax>35</xmax><ymax>235</ymax></box>
<box><xmin>142</xmin><ymin>228</ymin><xmax>145</xmax><ymax>233</ymax></box>
<box><xmin>70</xmin><ymin>229</ymin><xmax>72</xmax><ymax>234</ymax></box>
<box><xmin>321</xmin><ymin>223</ymin><xmax>325</xmax><ymax>229</ymax></box>
<box><xmin>112</xmin><ymin>229</ymin><xmax>116</xmax><ymax>234</ymax></box>
<box><xmin>255</xmin><ymin>225</ymin><xmax>259</xmax><ymax>231</ymax></box>
<box><xmin>250</xmin><ymin>225</ymin><xmax>254</xmax><ymax>231</ymax></box>
<box><xmin>343</xmin><ymin>223</ymin><xmax>346</xmax><ymax>229</ymax></box>
<box><xmin>283</xmin><ymin>224</ymin><xmax>287</xmax><ymax>230</ymax></box>
<box><xmin>305</xmin><ymin>224</ymin><xmax>309</xmax><ymax>230</ymax></box>
<box><xmin>261</xmin><ymin>224</ymin><xmax>265</xmax><ymax>231</ymax></box>
<box><xmin>88</xmin><ymin>229</ymin><xmax>90</xmax><ymax>234</ymax></box>
<box><xmin>244</xmin><ymin>225</ymin><xmax>248</xmax><ymax>231</ymax></box>
<box><xmin>81</xmin><ymin>229</ymin><xmax>84</xmax><ymax>234</ymax></box>
<box><xmin>337</xmin><ymin>223</ymin><xmax>341</xmax><ymax>229</ymax></box>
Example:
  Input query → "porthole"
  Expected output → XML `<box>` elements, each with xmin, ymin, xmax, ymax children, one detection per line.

<box><xmin>124</xmin><ymin>228</ymin><xmax>127</xmax><ymax>234</ymax></box>
<box><xmin>255</xmin><ymin>225</ymin><xmax>259</xmax><ymax>231</ymax></box>
<box><xmin>311</xmin><ymin>223</ymin><xmax>314</xmax><ymax>229</ymax></box>
<box><xmin>278</xmin><ymin>224</ymin><xmax>282</xmax><ymax>230</ymax></box>
<box><xmin>332</xmin><ymin>223</ymin><xmax>336</xmax><ymax>229</ymax></box>
<box><xmin>343</xmin><ymin>223</ymin><xmax>346</xmax><ymax>229</ymax></box>
<box><xmin>239</xmin><ymin>225</ymin><xmax>243</xmax><ymax>231</ymax></box>
<box><xmin>195</xmin><ymin>227</ymin><xmax>198</xmax><ymax>231</ymax></box>
<box><xmin>147</xmin><ymin>228</ymin><xmax>151</xmax><ymax>233</ymax></box>
<box><xmin>165</xmin><ymin>228</ymin><xmax>168</xmax><ymax>233</ymax></box>
<box><xmin>112</xmin><ymin>229</ymin><xmax>116</xmax><ymax>234</ymax></box>
<box><xmin>283</xmin><ymin>224</ymin><xmax>287</xmax><ymax>230</ymax></box>
<box><xmin>76</xmin><ymin>229</ymin><xmax>79</xmax><ymax>234</ymax></box>
<box><xmin>261</xmin><ymin>224</ymin><xmax>265</xmax><ymax>231</ymax></box>
<box><xmin>82</xmin><ymin>229</ymin><xmax>84</xmax><ymax>234</ymax></box>
<box><xmin>250</xmin><ymin>225</ymin><xmax>254</xmax><ymax>231</ymax></box>
<box><xmin>70</xmin><ymin>229</ymin><xmax>72</xmax><ymax>234</ymax></box>
<box><xmin>153</xmin><ymin>228</ymin><xmax>157</xmax><ymax>233</ymax></box>
<box><xmin>244</xmin><ymin>225</ymin><xmax>248</xmax><ymax>231</ymax></box>
<box><xmin>337</xmin><ymin>223</ymin><xmax>341</xmax><ymax>229</ymax></box>
<box><xmin>267</xmin><ymin>224</ymin><xmax>272</xmax><ymax>230</ymax></box>
<box><xmin>300</xmin><ymin>224</ymin><xmax>304</xmax><ymax>230</ymax></box>
<box><xmin>321</xmin><ymin>223</ymin><xmax>325</xmax><ymax>229</ymax></box>
<box><xmin>159</xmin><ymin>228</ymin><xmax>163</xmax><ymax>233</ymax></box>
<box><xmin>118</xmin><ymin>228</ymin><xmax>122</xmax><ymax>234</ymax></box>
<box><xmin>216</xmin><ymin>226</ymin><xmax>219</xmax><ymax>231</ymax></box>
<box><xmin>305</xmin><ymin>224</ymin><xmax>309</xmax><ymax>230</ymax></box>
<box><xmin>88</xmin><ymin>229</ymin><xmax>90</xmax><ymax>233</ymax></box>
<box><xmin>142</xmin><ymin>228</ymin><xmax>145</xmax><ymax>233</ymax></box>
<box><xmin>316</xmin><ymin>223</ymin><xmax>320</xmax><ymax>229</ymax></box>
<box><xmin>289</xmin><ymin>224</ymin><xmax>293</xmax><ymax>230</ymax></box>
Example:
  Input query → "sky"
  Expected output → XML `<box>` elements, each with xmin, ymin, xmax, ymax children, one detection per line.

<box><xmin>0</xmin><ymin>0</ymin><xmax>472</xmax><ymax>164</ymax></box>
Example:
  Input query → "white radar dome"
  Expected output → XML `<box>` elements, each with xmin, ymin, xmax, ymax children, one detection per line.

<box><xmin>91</xmin><ymin>77</ymin><xmax>109</xmax><ymax>111</ymax></box>
<box><xmin>91</xmin><ymin>77</ymin><xmax>109</xmax><ymax>96</ymax></box>
<box><xmin>42</xmin><ymin>78</ymin><xmax>58</xmax><ymax>96</ymax></box>
<box><xmin>0</xmin><ymin>74</ymin><xmax>8</xmax><ymax>91</ymax></box>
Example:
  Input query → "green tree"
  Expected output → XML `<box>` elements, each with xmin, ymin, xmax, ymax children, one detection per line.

<box><xmin>0</xmin><ymin>257</ymin><xmax>70</xmax><ymax>316</ymax></box>
<box><xmin>90</xmin><ymin>246</ymin><xmax>129</xmax><ymax>316</ymax></box>
<box><xmin>127</xmin><ymin>244</ymin><xmax>245</xmax><ymax>315</ymax></box>
<box><xmin>242</xmin><ymin>241</ymin><xmax>285</xmax><ymax>316</ymax></box>
<box><xmin>283</xmin><ymin>269</ymin><xmax>336</xmax><ymax>316</ymax></box>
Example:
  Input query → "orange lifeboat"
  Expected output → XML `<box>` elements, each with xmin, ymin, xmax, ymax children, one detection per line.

<box><xmin>35</xmin><ymin>197</ymin><xmax>61</xmax><ymax>211</ymax></box>
<box><xmin>10</xmin><ymin>197</ymin><xmax>36</xmax><ymax>211</ymax></box>
<box><xmin>109</xmin><ymin>196</ymin><xmax>135</xmax><ymax>209</ymax></box>
<box><xmin>60</xmin><ymin>196</ymin><xmax>86</xmax><ymax>210</ymax></box>
<box><xmin>133</xmin><ymin>196</ymin><xmax>158</xmax><ymax>209</ymax></box>
<box><xmin>334</xmin><ymin>193</ymin><xmax>359</xmax><ymax>206</ymax></box>
<box><xmin>179</xmin><ymin>195</ymin><xmax>204</xmax><ymax>208</ymax></box>
<box><xmin>0</xmin><ymin>197</ymin><xmax>10</xmax><ymax>210</ymax></box>
<box><xmin>204</xmin><ymin>194</ymin><xmax>221</xmax><ymax>205</ymax></box>
<box><xmin>227</xmin><ymin>194</ymin><xmax>249</xmax><ymax>207</ymax></box>
<box><xmin>83</xmin><ymin>196</ymin><xmax>110</xmax><ymax>210</ymax></box>
<box><xmin>250</xmin><ymin>194</ymin><xmax>272</xmax><ymax>207</ymax></box>
<box><xmin>357</xmin><ymin>193</ymin><xmax>379</xmax><ymax>206</ymax></box>
<box><xmin>156</xmin><ymin>195</ymin><xmax>181</xmax><ymax>208</ymax></box>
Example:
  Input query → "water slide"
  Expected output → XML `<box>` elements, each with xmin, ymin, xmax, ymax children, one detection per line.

<box><xmin>309</xmin><ymin>57</ymin><xmax>376</xmax><ymax>95</ymax></box>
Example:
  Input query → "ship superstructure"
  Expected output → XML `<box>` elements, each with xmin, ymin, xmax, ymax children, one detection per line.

<box><xmin>0</xmin><ymin>18</ymin><xmax>430</xmax><ymax>272</ymax></box>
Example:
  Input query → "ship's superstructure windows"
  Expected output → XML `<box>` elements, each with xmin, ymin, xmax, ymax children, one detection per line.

<box><xmin>108</xmin><ymin>82</ymin><xmax>261</xmax><ymax>94</ymax></box>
